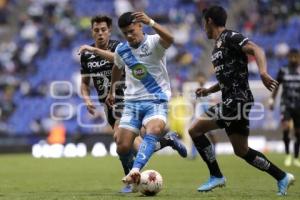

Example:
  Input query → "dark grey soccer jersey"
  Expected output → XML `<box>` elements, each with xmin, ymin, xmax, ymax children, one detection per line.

<box><xmin>80</xmin><ymin>40</ymin><xmax>125</xmax><ymax>102</ymax></box>
<box><xmin>211</xmin><ymin>29</ymin><xmax>254</xmax><ymax>104</ymax></box>
<box><xmin>276</xmin><ymin>66</ymin><xmax>300</xmax><ymax>109</ymax></box>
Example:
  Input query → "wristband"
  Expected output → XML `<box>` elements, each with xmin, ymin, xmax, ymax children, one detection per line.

<box><xmin>149</xmin><ymin>19</ymin><xmax>155</xmax><ymax>27</ymax></box>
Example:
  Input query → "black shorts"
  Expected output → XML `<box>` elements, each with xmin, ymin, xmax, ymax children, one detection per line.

<box><xmin>104</xmin><ymin>99</ymin><xmax>124</xmax><ymax>128</ymax></box>
<box><xmin>280</xmin><ymin>105</ymin><xmax>300</xmax><ymax>128</ymax></box>
<box><xmin>205</xmin><ymin>101</ymin><xmax>252</xmax><ymax>135</ymax></box>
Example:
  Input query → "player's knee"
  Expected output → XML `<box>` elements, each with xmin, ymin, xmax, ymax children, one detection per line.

<box><xmin>188</xmin><ymin>126</ymin><xmax>204</xmax><ymax>137</ymax></box>
<box><xmin>282</xmin><ymin>121</ymin><xmax>290</xmax><ymax>130</ymax></box>
<box><xmin>116</xmin><ymin>141</ymin><xmax>131</xmax><ymax>155</ymax></box>
<box><xmin>233</xmin><ymin>147</ymin><xmax>248</xmax><ymax>158</ymax></box>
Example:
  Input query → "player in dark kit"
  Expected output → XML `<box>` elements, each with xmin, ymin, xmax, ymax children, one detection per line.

<box><xmin>188</xmin><ymin>6</ymin><xmax>295</xmax><ymax>195</ymax></box>
<box><xmin>79</xmin><ymin>15</ymin><xmax>187</xmax><ymax>193</ymax></box>
<box><xmin>269</xmin><ymin>49</ymin><xmax>300</xmax><ymax>167</ymax></box>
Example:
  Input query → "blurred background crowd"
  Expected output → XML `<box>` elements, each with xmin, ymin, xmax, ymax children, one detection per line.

<box><xmin>0</xmin><ymin>0</ymin><xmax>299</xmax><ymax>145</ymax></box>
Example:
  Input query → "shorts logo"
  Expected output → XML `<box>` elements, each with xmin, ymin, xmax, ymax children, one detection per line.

<box><xmin>132</xmin><ymin>64</ymin><xmax>148</xmax><ymax>80</ymax></box>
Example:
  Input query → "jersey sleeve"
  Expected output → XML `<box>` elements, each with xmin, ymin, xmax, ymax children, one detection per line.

<box><xmin>226</xmin><ymin>31</ymin><xmax>249</xmax><ymax>51</ymax></box>
<box><xmin>114</xmin><ymin>45</ymin><xmax>126</xmax><ymax>69</ymax></box>
<box><xmin>80</xmin><ymin>54</ymin><xmax>89</xmax><ymax>74</ymax></box>
<box><xmin>151</xmin><ymin>34</ymin><xmax>166</xmax><ymax>53</ymax></box>
<box><xmin>276</xmin><ymin>68</ymin><xmax>284</xmax><ymax>84</ymax></box>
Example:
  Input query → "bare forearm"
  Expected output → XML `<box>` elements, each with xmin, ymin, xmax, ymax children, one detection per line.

<box><xmin>254</xmin><ymin>47</ymin><xmax>267</xmax><ymax>75</ymax></box>
<box><xmin>92</xmin><ymin>48</ymin><xmax>114</xmax><ymax>62</ymax></box>
<box><xmin>208</xmin><ymin>83</ymin><xmax>221</xmax><ymax>93</ymax></box>
<box><xmin>152</xmin><ymin>22</ymin><xmax>174</xmax><ymax>46</ymax></box>
<box><xmin>81</xmin><ymin>83</ymin><xmax>91</xmax><ymax>103</ymax></box>
<box><xmin>271</xmin><ymin>86</ymin><xmax>279</xmax><ymax>99</ymax></box>
<box><xmin>109</xmin><ymin>66</ymin><xmax>123</xmax><ymax>94</ymax></box>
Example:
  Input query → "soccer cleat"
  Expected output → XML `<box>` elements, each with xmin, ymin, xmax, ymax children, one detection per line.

<box><xmin>197</xmin><ymin>176</ymin><xmax>226</xmax><ymax>192</ymax></box>
<box><xmin>122</xmin><ymin>170</ymin><xmax>141</xmax><ymax>185</ymax></box>
<box><xmin>277</xmin><ymin>173</ymin><xmax>295</xmax><ymax>196</ymax></box>
<box><xmin>167</xmin><ymin>132</ymin><xmax>188</xmax><ymax>158</ymax></box>
<box><xmin>120</xmin><ymin>184</ymin><xmax>132</xmax><ymax>193</ymax></box>
<box><xmin>284</xmin><ymin>155</ymin><xmax>292</xmax><ymax>167</ymax></box>
<box><xmin>293</xmin><ymin>159</ymin><xmax>300</xmax><ymax>167</ymax></box>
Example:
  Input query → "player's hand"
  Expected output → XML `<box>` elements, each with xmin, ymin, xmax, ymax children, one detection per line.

<box><xmin>78</xmin><ymin>45</ymin><xmax>95</xmax><ymax>55</ymax></box>
<box><xmin>195</xmin><ymin>88</ymin><xmax>210</xmax><ymax>97</ymax></box>
<box><xmin>85</xmin><ymin>100</ymin><xmax>96</xmax><ymax>115</ymax></box>
<box><xmin>105</xmin><ymin>93</ymin><xmax>115</xmax><ymax>108</ymax></box>
<box><xmin>260</xmin><ymin>72</ymin><xmax>278</xmax><ymax>92</ymax></box>
<box><xmin>268</xmin><ymin>98</ymin><xmax>275</xmax><ymax>110</ymax></box>
<box><xmin>131</xmin><ymin>12</ymin><xmax>151</xmax><ymax>25</ymax></box>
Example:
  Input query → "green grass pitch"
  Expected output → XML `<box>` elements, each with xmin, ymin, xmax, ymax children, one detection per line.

<box><xmin>0</xmin><ymin>153</ymin><xmax>299</xmax><ymax>200</ymax></box>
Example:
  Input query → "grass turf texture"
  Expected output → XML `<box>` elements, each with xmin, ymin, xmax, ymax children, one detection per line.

<box><xmin>0</xmin><ymin>154</ymin><xmax>299</xmax><ymax>200</ymax></box>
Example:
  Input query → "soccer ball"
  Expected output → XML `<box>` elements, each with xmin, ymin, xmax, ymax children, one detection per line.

<box><xmin>138</xmin><ymin>170</ymin><xmax>163</xmax><ymax>196</ymax></box>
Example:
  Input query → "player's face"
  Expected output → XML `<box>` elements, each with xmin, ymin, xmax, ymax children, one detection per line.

<box><xmin>92</xmin><ymin>22</ymin><xmax>111</xmax><ymax>48</ymax></box>
<box><xmin>121</xmin><ymin>23</ymin><xmax>143</xmax><ymax>46</ymax></box>
<box><xmin>288</xmin><ymin>52</ymin><xmax>300</xmax><ymax>67</ymax></box>
<box><xmin>203</xmin><ymin>18</ymin><xmax>213</xmax><ymax>39</ymax></box>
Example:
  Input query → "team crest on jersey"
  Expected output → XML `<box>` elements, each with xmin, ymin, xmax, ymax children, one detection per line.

<box><xmin>140</xmin><ymin>44</ymin><xmax>152</xmax><ymax>57</ymax></box>
<box><xmin>132</xmin><ymin>64</ymin><xmax>148</xmax><ymax>80</ymax></box>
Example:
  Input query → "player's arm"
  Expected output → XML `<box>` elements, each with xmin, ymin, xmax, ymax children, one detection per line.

<box><xmin>196</xmin><ymin>83</ymin><xmax>220</xmax><ymax>97</ymax></box>
<box><xmin>242</xmin><ymin>41</ymin><xmax>279</xmax><ymax>91</ymax></box>
<box><xmin>106</xmin><ymin>65</ymin><xmax>123</xmax><ymax>107</ymax></box>
<box><xmin>268</xmin><ymin>69</ymin><xmax>283</xmax><ymax>109</ymax></box>
<box><xmin>132</xmin><ymin>12</ymin><xmax>174</xmax><ymax>49</ymax></box>
<box><xmin>80</xmin><ymin>75</ymin><xmax>96</xmax><ymax>115</ymax></box>
<box><xmin>78</xmin><ymin>45</ymin><xmax>114</xmax><ymax>62</ymax></box>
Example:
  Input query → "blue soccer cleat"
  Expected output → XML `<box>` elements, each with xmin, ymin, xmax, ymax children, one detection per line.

<box><xmin>120</xmin><ymin>184</ymin><xmax>132</xmax><ymax>193</ymax></box>
<box><xmin>277</xmin><ymin>173</ymin><xmax>295</xmax><ymax>196</ymax></box>
<box><xmin>167</xmin><ymin>132</ymin><xmax>187</xmax><ymax>158</ymax></box>
<box><xmin>119</xmin><ymin>183</ymin><xmax>139</xmax><ymax>193</ymax></box>
<box><xmin>197</xmin><ymin>176</ymin><xmax>226</xmax><ymax>192</ymax></box>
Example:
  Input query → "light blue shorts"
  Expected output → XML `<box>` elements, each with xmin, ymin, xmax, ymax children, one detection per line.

<box><xmin>119</xmin><ymin>100</ymin><xmax>168</xmax><ymax>134</ymax></box>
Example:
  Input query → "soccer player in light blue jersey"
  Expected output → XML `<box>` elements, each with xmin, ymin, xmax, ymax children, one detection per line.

<box><xmin>106</xmin><ymin>11</ymin><xmax>174</xmax><ymax>184</ymax></box>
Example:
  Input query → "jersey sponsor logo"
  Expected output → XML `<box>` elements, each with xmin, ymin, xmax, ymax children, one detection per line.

<box><xmin>132</xmin><ymin>64</ymin><xmax>148</xmax><ymax>80</ymax></box>
<box><xmin>211</xmin><ymin>51</ymin><xmax>223</xmax><ymax>61</ymax></box>
<box><xmin>87</xmin><ymin>60</ymin><xmax>110</xmax><ymax>68</ymax></box>
<box><xmin>215</xmin><ymin>64</ymin><xmax>224</xmax><ymax>72</ymax></box>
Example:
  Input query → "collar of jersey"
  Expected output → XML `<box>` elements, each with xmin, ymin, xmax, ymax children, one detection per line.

<box><xmin>128</xmin><ymin>33</ymin><xmax>148</xmax><ymax>49</ymax></box>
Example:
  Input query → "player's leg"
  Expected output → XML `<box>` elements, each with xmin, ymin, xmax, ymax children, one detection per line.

<box><xmin>116</xmin><ymin>101</ymin><xmax>143</xmax><ymax>184</ymax></box>
<box><xmin>139</xmin><ymin>126</ymin><xmax>187</xmax><ymax>157</ymax></box>
<box><xmin>226</xmin><ymin>102</ymin><xmax>294</xmax><ymax>196</ymax></box>
<box><xmin>293</xmin><ymin>128</ymin><xmax>300</xmax><ymax>167</ymax></box>
<box><xmin>188</xmin><ymin>112</ymin><xmax>225</xmax><ymax>192</ymax></box>
<box><xmin>123</xmin><ymin>101</ymin><xmax>168</xmax><ymax>184</ymax></box>
<box><xmin>292</xmin><ymin>110</ymin><xmax>300</xmax><ymax>167</ymax></box>
<box><xmin>281</xmin><ymin>107</ymin><xmax>292</xmax><ymax>166</ymax></box>
<box><xmin>228</xmin><ymin>133</ymin><xmax>294</xmax><ymax>195</ymax></box>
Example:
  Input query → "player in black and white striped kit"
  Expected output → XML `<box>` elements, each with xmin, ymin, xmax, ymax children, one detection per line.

<box><xmin>269</xmin><ymin>49</ymin><xmax>300</xmax><ymax>167</ymax></box>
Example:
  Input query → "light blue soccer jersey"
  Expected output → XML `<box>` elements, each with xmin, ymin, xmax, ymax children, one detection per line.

<box><xmin>114</xmin><ymin>34</ymin><xmax>171</xmax><ymax>102</ymax></box>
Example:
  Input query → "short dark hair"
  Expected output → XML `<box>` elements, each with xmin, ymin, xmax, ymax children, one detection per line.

<box><xmin>91</xmin><ymin>15</ymin><xmax>112</xmax><ymax>28</ymax></box>
<box><xmin>118</xmin><ymin>12</ymin><xmax>135</xmax><ymax>28</ymax></box>
<box><xmin>203</xmin><ymin>5</ymin><xmax>227</xmax><ymax>27</ymax></box>
<box><xmin>289</xmin><ymin>48</ymin><xmax>299</xmax><ymax>54</ymax></box>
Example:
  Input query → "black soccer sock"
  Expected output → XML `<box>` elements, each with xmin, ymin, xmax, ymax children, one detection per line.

<box><xmin>119</xmin><ymin>150</ymin><xmax>135</xmax><ymax>175</ymax></box>
<box><xmin>192</xmin><ymin>134</ymin><xmax>223</xmax><ymax>178</ymax></box>
<box><xmin>283</xmin><ymin>130</ymin><xmax>290</xmax><ymax>154</ymax></box>
<box><xmin>154</xmin><ymin>136</ymin><xmax>170</xmax><ymax>152</ymax></box>
<box><xmin>294</xmin><ymin>131</ymin><xmax>300</xmax><ymax>158</ymax></box>
<box><xmin>242</xmin><ymin>148</ymin><xmax>286</xmax><ymax>181</ymax></box>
